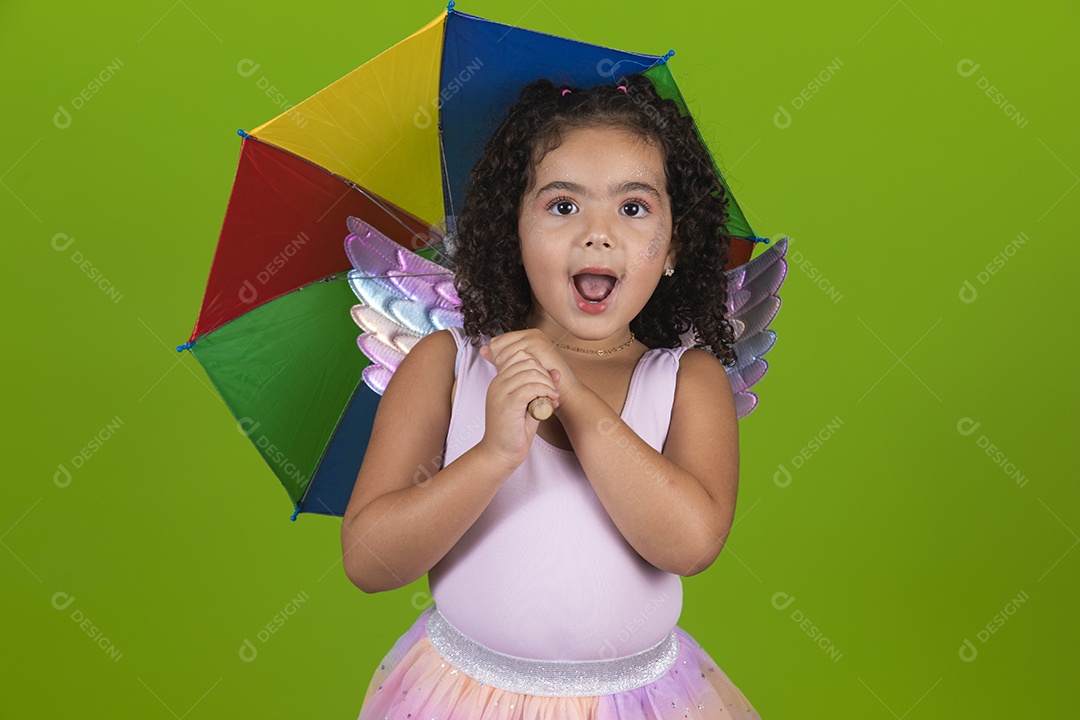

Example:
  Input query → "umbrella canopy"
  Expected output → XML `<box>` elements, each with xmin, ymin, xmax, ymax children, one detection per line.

<box><xmin>179</xmin><ymin>5</ymin><xmax>773</xmax><ymax>520</ymax></box>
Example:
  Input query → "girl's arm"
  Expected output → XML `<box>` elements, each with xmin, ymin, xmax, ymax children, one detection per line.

<box><xmin>557</xmin><ymin>349</ymin><xmax>739</xmax><ymax>576</ymax></box>
<box><xmin>340</xmin><ymin>330</ymin><xmax>517</xmax><ymax>593</ymax></box>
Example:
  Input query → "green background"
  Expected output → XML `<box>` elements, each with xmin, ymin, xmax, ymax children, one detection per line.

<box><xmin>4</xmin><ymin>0</ymin><xmax>1077</xmax><ymax>717</ymax></box>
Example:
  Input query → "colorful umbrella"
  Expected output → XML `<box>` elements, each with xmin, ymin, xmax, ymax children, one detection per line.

<box><xmin>178</xmin><ymin>3</ymin><xmax>786</xmax><ymax>520</ymax></box>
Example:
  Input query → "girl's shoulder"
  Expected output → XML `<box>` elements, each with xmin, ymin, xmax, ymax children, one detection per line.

<box><xmin>664</xmin><ymin>346</ymin><xmax>738</xmax><ymax>486</ymax></box>
<box><xmin>412</xmin><ymin>327</ymin><xmax>459</xmax><ymax>353</ymax></box>
<box><xmin>672</xmin><ymin>347</ymin><xmax>733</xmax><ymax>400</ymax></box>
<box><xmin>438</xmin><ymin>325</ymin><xmax>483</xmax><ymax>351</ymax></box>
<box><xmin>405</xmin><ymin>328</ymin><xmax>467</xmax><ymax>406</ymax></box>
<box><xmin>393</xmin><ymin>329</ymin><xmax>458</xmax><ymax>387</ymax></box>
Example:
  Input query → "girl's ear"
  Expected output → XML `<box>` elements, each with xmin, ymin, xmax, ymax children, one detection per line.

<box><xmin>665</xmin><ymin>221</ymin><xmax>679</xmax><ymax>271</ymax></box>
<box><xmin>664</xmin><ymin>246</ymin><xmax>678</xmax><ymax>273</ymax></box>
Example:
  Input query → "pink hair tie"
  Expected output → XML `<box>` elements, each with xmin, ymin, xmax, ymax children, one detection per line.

<box><xmin>561</xmin><ymin>88</ymin><xmax>572</xmax><ymax>96</ymax></box>
<box><xmin>616</xmin><ymin>85</ymin><xmax>627</xmax><ymax>93</ymax></box>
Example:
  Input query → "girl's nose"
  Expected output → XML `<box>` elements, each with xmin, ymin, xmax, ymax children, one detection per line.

<box><xmin>583</xmin><ymin>215</ymin><xmax>614</xmax><ymax>249</ymax></box>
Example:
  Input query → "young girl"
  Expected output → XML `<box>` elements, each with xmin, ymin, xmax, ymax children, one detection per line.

<box><xmin>342</xmin><ymin>73</ymin><xmax>761</xmax><ymax>719</ymax></box>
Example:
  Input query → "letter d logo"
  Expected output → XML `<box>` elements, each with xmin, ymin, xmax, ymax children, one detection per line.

<box><xmin>53</xmin><ymin>105</ymin><xmax>72</xmax><ymax>129</ymax></box>
<box><xmin>774</xmin><ymin>464</ymin><xmax>792</xmax><ymax>488</ymax></box>
<box><xmin>52</xmin><ymin>591</ymin><xmax>75</xmax><ymax>611</ymax></box>
<box><xmin>958</xmin><ymin>279</ymin><xmax>978</xmax><ymax>304</ymax></box>
<box><xmin>239</xmin><ymin>638</ymin><xmax>258</xmax><ymax>662</ymax></box>
<box><xmin>413</xmin><ymin>105</ymin><xmax>432</xmax><ymax>130</ymax></box>
<box><xmin>956</xmin><ymin>59</ymin><xmax>981</xmax><ymax>78</ymax></box>
<box><xmin>237</xmin><ymin>59</ymin><xmax>261</xmax><ymax>78</ymax></box>
<box><xmin>956</xmin><ymin>417</ymin><xmax>981</xmax><ymax>437</ymax></box>
<box><xmin>773</xmin><ymin>105</ymin><xmax>792</xmax><ymax>130</ymax></box>
<box><xmin>771</xmin><ymin>591</ymin><xmax>795</xmax><ymax>610</ymax></box>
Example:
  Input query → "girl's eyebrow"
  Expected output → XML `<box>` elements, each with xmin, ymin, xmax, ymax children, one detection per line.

<box><xmin>534</xmin><ymin>180</ymin><xmax>663</xmax><ymax>200</ymax></box>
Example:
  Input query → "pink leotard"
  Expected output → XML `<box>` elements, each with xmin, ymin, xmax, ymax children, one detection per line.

<box><xmin>428</xmin><ymin>326</ymin><xmax>689</xmax><ymax>661</ymax></box>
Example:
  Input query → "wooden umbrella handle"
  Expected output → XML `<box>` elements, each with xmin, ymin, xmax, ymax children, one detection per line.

<box><xmin>527</xmin><ymin>396</ymin><xmax>554</xmax><ymax>421</ymax></box>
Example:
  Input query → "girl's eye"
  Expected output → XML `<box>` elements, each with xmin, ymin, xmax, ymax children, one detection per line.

<box><xmin>548</xmin><ymin>198</ymin><xmax>577</xmax><ymax>216</ymax></box>
<box><xmin>621</xmin><ymin>201</ymin><xmax>650</xmax><ymax>217</ymax></box>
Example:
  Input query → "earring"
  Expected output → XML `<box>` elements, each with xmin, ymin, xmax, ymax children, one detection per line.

<box><xmin>664</xmin><ymin>266</ymin><xmax>675</xmax><ymax>277</ymax></box>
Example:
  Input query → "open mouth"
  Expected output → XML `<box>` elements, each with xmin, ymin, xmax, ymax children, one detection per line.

<box><xmin>572</xmin><ymin>273</ymin><xmax>617</xmax><ymax>303</ymax></box>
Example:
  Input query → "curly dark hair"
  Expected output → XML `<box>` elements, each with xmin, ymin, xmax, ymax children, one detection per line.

<box><xmin>451</xmin><ymin>72</ymin><xmax>738</xmax><ymax>367</ymax></box>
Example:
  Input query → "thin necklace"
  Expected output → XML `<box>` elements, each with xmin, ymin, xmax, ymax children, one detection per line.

<box><xmin>525</xmin><ymin>324</ymin><xmax>635</xmax><ymax>356</ymax></box>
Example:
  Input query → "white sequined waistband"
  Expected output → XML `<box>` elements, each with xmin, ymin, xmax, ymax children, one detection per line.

<box><xmin>424</xmin><ymin>607</ymin><xmax>680</xmax><ymax>697</ymax></box>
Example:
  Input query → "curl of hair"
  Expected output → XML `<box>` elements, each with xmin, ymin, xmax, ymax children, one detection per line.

<box><xmin>451</xmin><ymin>73</ymin><xmax>738</xmax><ymax>367</ymax></box>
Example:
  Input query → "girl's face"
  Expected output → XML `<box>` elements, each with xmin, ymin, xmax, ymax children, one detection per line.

<box><xmin>517</xmin><ymin>124</ymin><xmax>676</xmax><ymax>347</ymax></box>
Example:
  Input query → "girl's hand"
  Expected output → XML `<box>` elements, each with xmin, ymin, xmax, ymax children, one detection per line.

<box><xmin>477</xmin><ymin>329</ymin><xmax>576</xmax><ymax>470</ymax></box>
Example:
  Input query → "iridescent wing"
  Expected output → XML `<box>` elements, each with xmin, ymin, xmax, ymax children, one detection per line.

<box><xmin>344</xmin><ymin>216</ymin><xmax>463</xmax><ymax>395</ymax></box>
<box><xmin>720</xmin><ymin>237</ymin><xmax>789</xmax><ymax>419</ymax></box>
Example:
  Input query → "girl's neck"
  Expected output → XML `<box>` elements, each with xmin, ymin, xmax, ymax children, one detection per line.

<box><xmin>524</xmin><ymin>316</ymin><xmax>637</xmax><ymax>358</ymax></box>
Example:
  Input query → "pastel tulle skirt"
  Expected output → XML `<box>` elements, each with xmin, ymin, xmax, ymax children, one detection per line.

<box><xmin>356</xmin><ymin>605</ymin><xmax>761</xmax><ymax>720</ymax></box>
